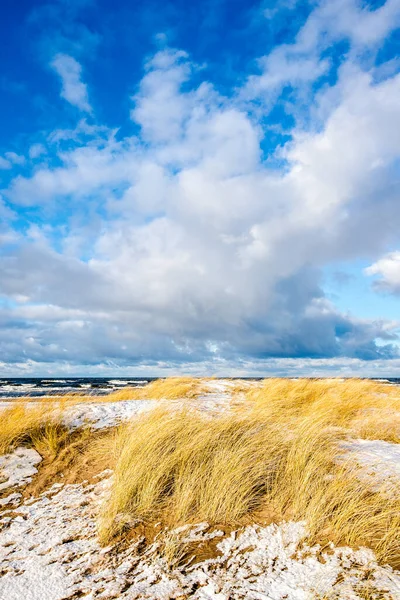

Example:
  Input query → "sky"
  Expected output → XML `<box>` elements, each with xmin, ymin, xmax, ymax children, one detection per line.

<box><xmin>1</xmin><ymin>0</ymin><xmax>400</xmax><ymax>377</ymax></box>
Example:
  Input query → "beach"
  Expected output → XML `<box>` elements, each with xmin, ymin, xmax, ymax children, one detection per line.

<box><xmin>0</xmin><ymin>378</ymin><xmax>399</xmax><ymax>599</ymax></box>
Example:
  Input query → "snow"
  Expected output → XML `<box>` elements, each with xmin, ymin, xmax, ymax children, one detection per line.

<box><xmin>0</xmin><ymin>492</ymin><xmax>21</xmax><ymax>507</ymax></box>
<box><xmin>342</xmin><ymin>438</ymin><xmax>400</xmax><ymax>493</ymax></box>
<box><xmin>0</xmin><ymin>478</ymin><xmax>108</xmax><ymax>600</ymax></box>
<box><xmin>0</xmin><ymin>382</ymin><xmax>400</xmax><ymax>598</ymax></box>
<box><xmin>193</xmin><ymin>379</ymin><xmax>251</xmax><ymax>414</ymax></box>
<box><xmin>202</xmin><ymin>379</ymin><xmax>256</xmax><ymax>393</ymax></box>
<box><xmin>0</xmin><ymin>447</ymin><xmax>42</xmax><ymax>494</ymax></box>
<box><xmin>61</xmin><ymin>380</ymin><xmax>241</xmax><ymax>429</ymax></box>
<box><xmin>64</xmin><ymin>399</ymin><xmax>157</xmax><ymax>430</ymax></box>
<box><xmin>0</xmin><ymin>474</ymin><xmax>399</xmax><ymax>600</ymax></box>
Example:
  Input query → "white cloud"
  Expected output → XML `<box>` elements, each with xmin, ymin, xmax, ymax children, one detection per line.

<box><xmin>29</xmin><ymin>143</ymin><xmax>46</xmax><ymax>159</ymax></box>
<box><xmin>0</xmin><ymin>157</ymin><xmax>12</xmax><ymax>170</ymax></box>
<box><xmin>0</xmin><ymin>152</ymin><xmax>25</xmax><ymax>170</ymax></box>
<box><xmin>365</xmin><ymin>252</ymin><xmax>400</xmax><ymax>295</ymax></box>
<box><xmin>244</xmin><ymin>0</ymin><xmax>400</xmax><ymax>119</ymax></box>
<box><xmin>50</xmin><ymin>53</ymin><xmax>92</xmax><ymax>113</ymax></box>
<box><xmin>5</xmin><ymin>152</ymin><xmax>25</xmax><ymax>165</ymax></box>
<box><xmin>131</xmin><ymin>49</ymin><xmax>194</xmax><ymax>144</ymax></box>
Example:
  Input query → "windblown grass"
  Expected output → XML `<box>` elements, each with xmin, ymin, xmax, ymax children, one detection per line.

<box><xmin>105</xmin><ymin>377</ymin><xmax>205</xmax><ymax>401</ymax></box>
<box><xmin>350</xmin><ymin>409</ymin><xmax>400</xmax><ymax>443</ymax></box>
<box><xmin>25</xmin><ymin>427</ymin><xmax>116</xmax><ymax>497</ymax></box>
<box><xmin>99</xmin><ymin>378</ymin><xmax>400</xmax><ymax>567</ymax></box>
<box><xmin>2</xmin><ymin>378</ymin><xmax>399</xmax><ymax>566</ymax></box>
<box><xmin>0</xmin><ymin>401</ymin><xmax>116</xmax><ymax>499</ymax></box>
<box><xmin>0</xmin><ymin>402</ymin><xmax>68</xmax><ymax>456</ymax></box>
<box><xmin>98</xmin><ymin>408</ymin><xmax>286</xmax><ymax>542</ymax></box>
<box><xmin>247</xmin><ymin>378</ymin><xmax>400</xmax><ymax>440</ymax></box>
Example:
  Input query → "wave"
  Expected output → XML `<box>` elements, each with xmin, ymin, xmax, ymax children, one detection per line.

<box><xmin>108</xmin><ymin>380</ymin><xmax>149</xmax><ymax>386</ymax></box>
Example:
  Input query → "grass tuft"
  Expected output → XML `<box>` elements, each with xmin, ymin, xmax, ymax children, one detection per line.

<box><xmin>99</xmin><ymin>378</ymin><xmax>400</xmax><ymax>567</ymax></box>
<box><xmin>98</xmin><ymin>407</ymin><xmax>284</xmax><ymax>542</ymax></box>
<box><xmin>0</xmin><ymin>402</ymin><xmax>68</xmax><ymax>456</ymax></box>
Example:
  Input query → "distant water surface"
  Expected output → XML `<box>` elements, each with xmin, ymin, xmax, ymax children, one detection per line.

<box><xmin>0</xmin><ymin>378</ymin><xmax>155</xmax><ymax>398</ymax></box>
<box><xmin>0</xmin><ymin>377</ymin><xmax>398</xmax><ymax>399</ymax></box>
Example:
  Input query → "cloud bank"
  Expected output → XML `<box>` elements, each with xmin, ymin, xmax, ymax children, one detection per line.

<box><xmin>1</xmin><ymin>0</ymin><xmax>400</xmax><ymax>375</ymax></box>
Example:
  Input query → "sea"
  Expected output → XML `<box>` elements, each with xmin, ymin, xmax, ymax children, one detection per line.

<box><xmin>0</xmin><ymin>378</ymin><xmax>155</xmax><ymax>399</ymax></box>
<box><xmin>0</xmin><ymin>377</ymin><xmax>399</xmax><ymax>399</ymax></box>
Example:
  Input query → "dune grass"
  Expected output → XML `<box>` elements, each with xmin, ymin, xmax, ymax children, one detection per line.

<box><xmin>350</xmin><ymin>409</ymin><xmax>400</xmax><ymax>444</ymax></box>
<box><xmin>105</xmin><ymin>376</ymin><xmax>206</xmax><ymax>401</ymax></box>
<box><xmin>0</xmin><ymin>401</ymin><xmax>118</xmax><ymax>499</ymax></box>
<box><xmin>0</xmin><ymin>398</ymin><xmax>102</xmax><ymax>462</ymax></box>
<box><xmin>0</xmin><ymin>402</ymin><xmax>70</xmax><ymax>456</ymax></box>
<box><xmin>99</xmin><ymin>378</ymin><xmax>400</xmax><ymax>567</ymax></box>
<box><xmin>98</xmin><ymin>407</ymin><xmax>286</xmax><ymax>542</ymax></box>
<box><xmin>247</xmin><ymin>378</ymin><xmax>400</xmax><ymax>440</ymax></box>
<box><xmin>1</xmin><ymin>378</ymin><xmax>399</xmax><ymax>566</ymax></box>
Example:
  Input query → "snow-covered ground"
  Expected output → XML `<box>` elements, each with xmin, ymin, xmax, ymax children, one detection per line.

<box><xmin>342</xmin><ymin>438</ymin><xmax>400</xmax><ymax>494</ymax></box>
<box><xmin>0</xmin><ymin>380</ymin><xmax>399</xmax><ymax>599</ymax></box>
<box><xmin>1</xmin><ymin>472</ymin><xmax>399</xmax><ymax>600</ymax></box>
<box><xmin>0</xmin><ymin>448</ymin><xmax>42</xmax><ymax>494</ymax></box>
<box><xmin>0</xmin><ymin>379</ymin><xmax>241</xmax><ymax>432</ymax></box>
<box><xmin>64</xmin><ymin>399</ymin><xmax>157</xmax><ymax>430</ymax></box>
<box><xmin>63</xmin><ymin>379</ymin><xmax>244</xmax><ymax>428</ymax></box>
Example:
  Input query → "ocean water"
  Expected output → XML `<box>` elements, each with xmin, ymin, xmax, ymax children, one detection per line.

<box><xmin>0</xmin><ymin>377</ymin><xmax>398</xmax><ymax>399</ymax></box>
<box><xmin>0</xmin><ymin>378</ymin><xmax>155</xmax><ymax>398</ymax></box>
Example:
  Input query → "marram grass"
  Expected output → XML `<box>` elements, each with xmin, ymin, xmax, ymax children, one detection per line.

<box><xmin>0</xmin><ymin>402</ymin><xmax>67</xmax><ymax>456</ymax></box>
<box><xmin>99</xmin><ymin>378</ymin><xmax>400</xmax><ymax>567</ymax></box>
<box><xmin>105</xmin><ymin>376</ymin><xmax>206</xmax><ymax>401</ymax></box>
<box><xmin>1</xmin><ymin>378</ymin><xmax>399</xmax><ymax>567</ymax></box>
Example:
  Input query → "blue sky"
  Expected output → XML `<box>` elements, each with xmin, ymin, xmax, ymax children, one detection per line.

<box><xmin>1</xmin><ymin>0</ymin><xmax>400</xmax><ymax>377</ymax></box>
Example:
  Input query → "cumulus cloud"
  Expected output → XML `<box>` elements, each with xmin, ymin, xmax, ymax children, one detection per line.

<box><xmin>365</xmin><ymin>252</ymin><xmax>400</xmax><ymax>295</ymax></box>
<box><xmin>1</xmin><ymin>0</ymin><xmax>400</xmax><ymax>373</ymax></box>
<box><xmin>0</xmin><ymin>157</ymin><xmax>12</xmax><ymax>170</ymax></box>
<box><xmin>28</xmin><ymin>143</ymin><xmax>46</xmax><ymax>159</ymax></box>
<box><xmin>50</xmin><ymin>53</ymin><xmax>92</xmax><ymax>112</ymax></box>
<box><xmin>4</xmin><ymin>152</ymin><xmax>25</xmax><ymax>166</ymax></box>
<box><xmin>244</xmin><ymin>0</ymin><xmax>400</xmax><ymax>124</ymax></box>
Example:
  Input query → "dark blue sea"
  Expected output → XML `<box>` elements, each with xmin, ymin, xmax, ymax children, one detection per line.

<box><xmin>0</xmin><ymin>378</ymin><xmax>155</xmax><ymax>398</ymax></box>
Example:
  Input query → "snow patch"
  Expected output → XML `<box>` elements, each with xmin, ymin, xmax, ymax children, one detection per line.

<box><xmin>0</xmin><ymin>475</ymin><xmax>399</xmax><ymax>600</ymax></box>
<box><xmin>342</xmin><ymin>438</ymin><xmax>400</xmax><ymax>493</ymax></box>
<box><xmin>63</xmin><ymin>399</ymin><xmax>157</xmax><ymax>430</ymax></box>
<box><xmin>0</xmin><ymin>447</ymin><xmax>42</xmax><ymax>493</ymax></box>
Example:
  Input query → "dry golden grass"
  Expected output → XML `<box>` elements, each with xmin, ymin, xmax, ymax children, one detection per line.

<box><xmin>105</xmin><ymin>377</ymin><xmax>205</xmax><ymax>401</ymax></box>
<box><xmin>247</xmin><ymin>378</ymin><xmax>400</xmax><ymax>439</ymax></box>
<box><xmin>0</xmin><ymin>397</ymin><xmax>111</xmax><ymax>461</ymax></box>
<box><xmin>350</xmin><ymin>409</ymin><xmax>400</xmax><ymax>444</ymax></box>
<box><xmin>0</xmin><ymin>401</ymin><xmax>117</xmax><ymax>502</ymax></box>
<box><xmin>2</xmin><ymin>378</ymin><xmax>399</xmax><ymax>568</ymax></box>
<box><xmin>98</xmin><ymin>407</ymin><xmax>287</xmax><ymax>542</ymax></box>
<box><xmin>247</xmin><ymin>378</ymin><xmax>400</xmax><ymax>563</ymax></box>
<box><xmin>268</xmin><ymin>415</ymin><xmax>400</xmax><ymax>565</ymax></box>
<box><xmin>0</xmin><ymin>402</ymin><xmax>69</xmax><ymax>455</ymax></box>
<box><xmin>99</xmin><ymin>378</ymin><xmax>400</xmax><ymax>567</ymax></box>
<box><xmin>24</xmin><ymin>427</ymin><xmax>116</xmax><ymax>498</ymax></box>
